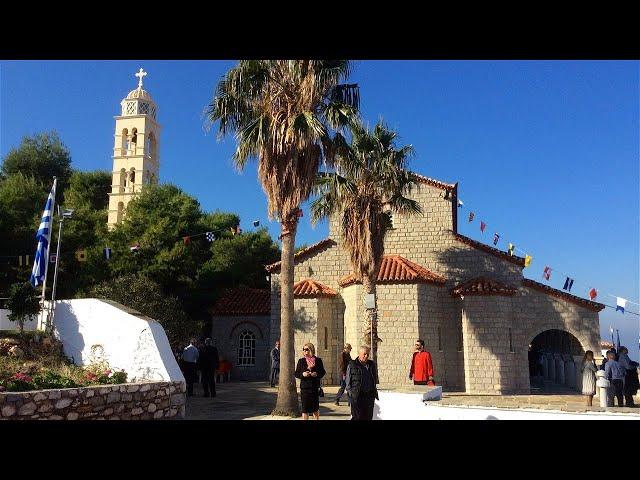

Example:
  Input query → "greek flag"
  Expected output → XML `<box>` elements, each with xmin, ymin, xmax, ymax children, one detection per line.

<box><xmin>30</xmin><ymin>179</ymin><xmax>57</xmax><ymax>287</ymax></box>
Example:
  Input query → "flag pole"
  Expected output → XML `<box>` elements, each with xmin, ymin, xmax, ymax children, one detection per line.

<box><xmin>49</xmin><ymin>205</ymin><xmax>65</xmax><ymax>335</ymax></box>
<box><xmin>40</xmin><ymin>176</ymin><xmax>57</xmax><ymax>330</ymax></box>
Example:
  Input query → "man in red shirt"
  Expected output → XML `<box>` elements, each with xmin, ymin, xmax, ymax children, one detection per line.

<box><xmin>409</xmin><ymin>339</ymin><xmax>434</xmax><ymax>386</ymax></box>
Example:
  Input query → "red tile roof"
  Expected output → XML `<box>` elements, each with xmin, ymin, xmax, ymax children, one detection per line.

<box><xmin>522</xmin><ymin>279</ymin><xmax>605</xmax><ymax>313</ymax></box>
<box><xmin>452</xmin><ymin>232</ymin><xmax>526</xmax><ymax>267</ymax></box>
<box><xmin>265</xmin><ymin>238</ymin><xmax>336</xmax><ymax>273</ymax></box>
<box><xmin>209</xmin><ymin>288</ymin><xmax>271</xmax><ymax>316</ymax></box>
<box><xmin>338</xmin><ymin>255</ymin><xmax>446</xmax><ymax>287</ymax></box>
<box><xmin>451</xmin><ymin>276</ymin><xmax>517</xmax><ymax>297</ymax></box>
<box><xmin>293</xmin><ymin>279</ymin><xmax>337</xmax><ymax>298</ymax></box>
<box><xmin>411</xmin><ymin>173</ymin><xmax>456</xmax><ymax>191</ymax></box>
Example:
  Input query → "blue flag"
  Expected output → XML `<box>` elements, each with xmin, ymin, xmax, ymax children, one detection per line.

<box><xmin>30</xmin><ymin>179</ymin><xmax>57</xmax><ymax>287</ymax></box>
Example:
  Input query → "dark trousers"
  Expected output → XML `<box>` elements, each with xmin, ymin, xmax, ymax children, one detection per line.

<box><xmin>335</xmin><ymin>377</ymin><xmax>348</xmax><ymax>403</ymax></box>
<box><xmin>183</xmin><ymin>362</ymin><xmax>197</xmax><ymax>396</ymax></box>
<box><xmin>270</xmin><ymin>367</ymin><xmax>279</xmax><ymax>386</ymax></box>
<box><xmin>608</xmin><ymin>379</ymin><xmax>624</xmax><ymax>406</ymax></box>
<box><xmin>202</xmin><ymin>371</ymin><xmax>216</xmax><ymax>397</ymax></box>
<box><xmin>351</xmin><ymin>391</ymin><xmax>375</xmax><ymax>420</ymax></box>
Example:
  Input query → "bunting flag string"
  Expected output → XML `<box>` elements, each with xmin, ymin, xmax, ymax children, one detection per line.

<box><xmin>454</xmin><ymin>196</ymin><xmax>639</xmax><ymax>314</ymax></box>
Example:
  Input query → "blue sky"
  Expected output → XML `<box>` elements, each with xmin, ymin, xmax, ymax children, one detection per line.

<box><xmin>1</xmin><ymin>60</ymin><xmax>638</xmax><ymax>358</ymax></box>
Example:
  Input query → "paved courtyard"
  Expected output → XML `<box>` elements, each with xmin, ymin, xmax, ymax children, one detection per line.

<box><xmin>185</xmin><ymin>381</ymin><xmax>640</xmax><ymax>419</ymax></box>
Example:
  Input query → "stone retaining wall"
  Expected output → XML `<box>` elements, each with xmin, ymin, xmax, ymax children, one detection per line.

<box><xmin>0</xmin><ymin>380</ymin><xmax>186</xmax><ymax>420</ymax></box>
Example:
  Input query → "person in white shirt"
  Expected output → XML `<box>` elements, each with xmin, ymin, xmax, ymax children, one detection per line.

<box><xmin>182</xmin><ymin>338</ymin><xmax>199</xmax><ymax>397</ymax></box>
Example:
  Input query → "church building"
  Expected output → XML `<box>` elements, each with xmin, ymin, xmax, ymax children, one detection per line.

<box><xmin>265</xmin><ymin>175</ymin><xmax>604</xmax><ymax>394</ymax></box>
<box><xmin>107</xmin><ymin>69</ymin><xmax>160</xmax><ymax>228</ymax></box>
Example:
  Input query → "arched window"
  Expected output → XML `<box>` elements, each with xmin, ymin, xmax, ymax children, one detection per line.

<box><xmin>121</xmin><ymin>128</ymin><xmax>128</xmax><ymax>156</ymax></box>
<box><xmin>131</xmin><ymin>128</ymin><xmax>138</xmax><ymax>154</ymax></box>
<box><xmin>148</xmin><ymin>132</ymin><xmax>156</xmax><ymax>157</ymax></box>
<box><xmin>117</xmin><ymin>201</ymin><xmax>124</xmax><ymax>223</ymax></box>
<box><xmin>120</xmin><ymin>168</ymin><xmax>126</xmax><ymax>192</ymax></box>
<box><xmin>129</xmin><ymin>168</ymin><xmax>136</xmax><ymax>188</ymax></box>
<box><xmin>237</xmin><ymin>330</ymin><xmax>256</xmax><ymax>366</ymax></box>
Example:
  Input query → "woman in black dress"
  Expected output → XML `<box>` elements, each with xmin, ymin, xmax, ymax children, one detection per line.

<box><xmin>295</xmin><ymin>342</ymin><xmax>326</xmax><ymax>420</ymax></box>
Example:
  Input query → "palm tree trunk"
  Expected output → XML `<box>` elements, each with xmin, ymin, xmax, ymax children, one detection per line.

<box><xmin>361</xmin><ymin>275</ymin><xmax>379</xmax><ymax>362</ymax></box>
<box><xmin>272</xmin><ymin>220</ymin><xmax>301</xmax><ymax>417</ymax></box>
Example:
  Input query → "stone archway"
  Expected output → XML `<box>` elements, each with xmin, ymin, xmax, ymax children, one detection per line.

<box><xmin>527</xmin><ymin>328</ymin><xmax>586</xmax><ymax>393</ymax></box>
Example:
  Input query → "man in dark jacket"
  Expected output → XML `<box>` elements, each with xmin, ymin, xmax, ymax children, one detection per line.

<box><xmin>270</xmin><ymin>340</ymin><xmax>280</xmax><ymax>387</ymax></box>
<box><xmin>345</xmin><ymin>345</ymin><xmax>379</xmax><ymax>420</ymax></box>
<box><xmin>198</xmin><ymin>338</ymin><xmax>219</xmax><ymax>398</ymax></box>
<box><xmin>334</xmin><ymin>343</ymin><xmax>352</xmax><ymax>406</ymax></box>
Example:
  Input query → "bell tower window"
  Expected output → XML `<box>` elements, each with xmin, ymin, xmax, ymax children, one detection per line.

<box><xmin>121</xmin><ymin>128</ymin><xmax>128</xmax><ymax>156</ymax></box>
<box><xmin>120</xmin><ymin>168</ymin><xmax>126</xmax><ymax>192</ymax></box>
<box><xmin>126</xmin><ymin>101</ymin><xmax>136</xmax><ymax>115</ymax></box>
<box><xmin>117</xmin><ymin>202</ymin><xmax>124</xmax><ymax>223</ymax></box>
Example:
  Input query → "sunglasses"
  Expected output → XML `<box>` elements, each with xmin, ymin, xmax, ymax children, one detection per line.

<box><xmin>303</xmin><ymin>348</ymin><xmax>310</xmax><ymax>352</ymax></box>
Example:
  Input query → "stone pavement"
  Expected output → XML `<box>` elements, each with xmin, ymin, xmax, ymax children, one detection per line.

<box><xmin>185</xmin><ymin>382</ymin><xmax>351</xmax><ymax>420</ymax></box>
<box><xmin>185</xmin><ymin>381</ymin><xmax>640</xmax><ymax>420</ymax></box>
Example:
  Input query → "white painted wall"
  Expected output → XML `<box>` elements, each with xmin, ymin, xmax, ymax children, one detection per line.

<box><xmin>52</xmin><ymin>298</ymin><xmax>184</xmax><ymax>384</ymax></box>
<box><xmin>0</xmin><ymin>309</ymin><xmax>38</xmax><ymax>331</ymax></box>
<box><xmin>373</xmin><ymin>391</ymin><xmax>640</xmax><ymax>420</ymax></box>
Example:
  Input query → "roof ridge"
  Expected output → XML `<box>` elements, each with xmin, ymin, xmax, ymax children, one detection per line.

<box><xmin>452</xmin><ymin>232</ymin><xmax>526</xmax><ymax>267</ymax></box>
<box><xmin>522</xmin><ymin>278</ymin><xmax>605</xmax><ymax>312</ymax></box>
<box><xmin>265</xmin><ymin>238</ymin><xmax>336</xmax><ymax>273</ymax></box>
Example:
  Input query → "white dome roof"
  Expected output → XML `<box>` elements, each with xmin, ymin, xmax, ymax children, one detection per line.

<box><xmin>126</xmin><ymin>87</ymin><xmax>154</xmax><ymax>102</ymax></box>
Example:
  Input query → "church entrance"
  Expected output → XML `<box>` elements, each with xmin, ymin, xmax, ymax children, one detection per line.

<box><xmin>528</xmin><ymin>329</ymin><xmax>584</xmax><ymax>393</ymax></box>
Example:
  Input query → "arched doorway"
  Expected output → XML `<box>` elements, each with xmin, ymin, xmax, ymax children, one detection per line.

<box><xmin>528</xmin><ymin>329</ymin><xmax>584</xmax><ymax>393</ymax></box>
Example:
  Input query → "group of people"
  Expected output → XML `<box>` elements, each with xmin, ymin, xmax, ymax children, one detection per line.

<box><xmin>581</xmin><ymin>346</ymin><xmax>639</xmax><ymax>407</ymax></box>
<box><xmin>178</xmin><ymin>338</ymin><xmax>220</xmax><ymax>397</ymax></box>
<box><xmin>290</xmin><ymin>338</ymin><xmax>435</xmax><ymax>421</ymax></box>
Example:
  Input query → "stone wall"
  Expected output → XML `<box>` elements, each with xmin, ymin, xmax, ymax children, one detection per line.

<box><xmin>211</xmin><ymin>315</ymin><xmax>271</xmax><ymax>381</ymax></box>
<box><xmin>0</xmin><ymin>381</ymin><xmax>186</xmax><ymax>420</ymax></box>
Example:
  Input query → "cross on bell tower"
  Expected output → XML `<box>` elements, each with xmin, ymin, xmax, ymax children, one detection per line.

<box><xmin>107</xmin><ymin>68</ymin><xmax>161</xmax><ymax>228</ymax></box>
<box><xmin>135</xmin><ymin>68</ymin><xmax>147</xmax><ymax>89</ymax></box>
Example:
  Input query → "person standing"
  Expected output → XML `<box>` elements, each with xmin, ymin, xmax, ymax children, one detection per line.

<box><xmin>294</xmin><ymin>342</ymin><xmax>326</xmax><ymax>420</ymax></box>
<box><xmin>182</xmin><ymin>338</ymin><xmax>199</xmax><ymax>397</ymax></box>
<box><xmin>604</xmin><ymin>350</ymin><xmax>626</xmax><ymax>407</ymax></box>
<box><xmin>270</xmin><ymin>340</ymin><xmax>280</xmax><ymax>387</ymax></box>
<box><xmin>334</xmin><ymin>343</ymin><xmax>352</xmax><ymax>406</ymax></box>
<box><xmin>618</xmin><ymin>346</ymin><xmax>639</xmax><ymax>407</ymax></box>
<box><xmin>198</xmin><ymin>338</ymin><xmax>219</xmax><ymax>398</ymax></box>
<box><xmin>345</xmin><ymin>345</ymin><xmax>379</xmax><ymax>421</ymax></box>
<box><xmin>581</xmin><ymin>350</ymin><xmax>597</xmax><ymax>406</ymax></box>
<box><xmin>409</xmin><ymin>339</ymin><xmax>434</xmax><ymax>386</ymax></box>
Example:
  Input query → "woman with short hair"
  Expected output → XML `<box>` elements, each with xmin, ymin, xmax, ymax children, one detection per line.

<box><xmin>294</xmin><ymin>342</ymin><xmax>326</xmax><ymax>420</ymax></box>
<box><xmin>581</xmin><ymin>350</ymin><xmax>597</xmax><ymax>406</ymax></box>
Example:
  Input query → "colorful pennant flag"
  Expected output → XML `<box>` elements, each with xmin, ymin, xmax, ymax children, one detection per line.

<box><xmin>18</xmin><ymin>255</ymin><xmax>30</xmax><ymax>267</ymax></box>
<box><xmin>457</xmin><ymin>199</ymin><xmax>464</xmax><ymax>207</ymax></box>
<box><xmin>104</xmin><ymin>248</ymin><xmax>112</xmax><ymax>260</ymax></box>
<box><xmin>493</xmin><ymin>233</ymin><xmax>500</xmax><ymax>246</ymax></box>
<box><xmin>588</xmin><ymin>288</ymin><xmax>597</xmax><ymax>300</ymax></box>
<box><xmin>296</xmin><ymin>208</ymin><xmax>304</xmax><ymax>218</ymax></box>
<box><xmin>75</xmin><ymin>249</ymin><xmax>87</xmax><ymax>262</ymax></box>
<box><xmin>542</xmin><ymin>266</ymin><xmax>552</xmax><ymax>281</ymax></box>
<box><xmin>616</xmin><ymin>297</ymin><xmax>626</xmax><ymax>314</ymax></box>
<box><xmin>468</xmin><ymin>212</ymin><xmax>474</xmax><ymax>222</ymax></box>
<box><xmin>183</xmin><ymin>236</ymin><xmax>191</xmax><ymax>246</ymax></box>
<box><xmin>205</xmin><ymin>232</ymin><xmax>215</xmax><ymax>242</ymax></box>
<box><xmin>130</xmin><ymin>243</ymin><xmax>140</xmax><ymax>253</ymax></box>
<box><xmin>480</xmin><ymin>221</ymin><xmax>486</xmax><ymax>233</ymax></box>
<box><xmin>50</xmin><ymin>254</ymin><xmax>57</xmax><ymax>264</ymax></box>
<box><xmin>524</xmin><ymin>255</ymin><xmax>532</xmax><ymax>267</ymax></box>
<box><xmin>563</xmin><ymin>277</ymin><xmax>574</xmax><ymax>292</ymax></box>
<box><xmin>508</xmin><ymin>243</ymin><xmax>514</xmax><ymax>256</ymax></box>
<box><xmin>253</xmin><ymin>220</ymin><xmax>260</xmax><ymax>227</ymax></box>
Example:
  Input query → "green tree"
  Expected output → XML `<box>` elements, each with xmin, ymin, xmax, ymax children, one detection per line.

<box><xmin>0</xmin><ymin>173</ymin><xmax>47</xmax><ymax>294</ymax></box>
<box><xmin>206</xmin><ymin>60</ymin><xmax>360</xmax><ymax>416</ymax></box>
<box><xmin>6</xmin><ymin>282</ymin><xmax>42</xmax><ymax>334</ymax></box>
<box><xmin>311</xmin><ymin>121</ymin><xmax>421</xmax><ymax>361</ymax></box>
<box><xmin>64</xmin><ymin>170</ymin><xmax>111</xmax><ymax>211</ymax></box>
<box><xmin>1</xmin><ymin>132</ymin><xmax>72</xmax><ymax>195</ymax></box>
<box><xmin>88</xmin><ymin>274</ymin><xmax>200</xmax><ymax>346</ymax></box>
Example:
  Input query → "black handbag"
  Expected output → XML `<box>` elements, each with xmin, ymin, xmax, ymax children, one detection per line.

<box><xmin>318</xmin><ymin>387</ymin><xmax>324</xmax><ymax>397</ymax></box>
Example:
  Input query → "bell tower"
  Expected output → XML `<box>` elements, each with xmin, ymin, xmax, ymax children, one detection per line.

<box><xmin>107</xmin><ymin>68</ymin><xmax>161</xmax><ymax>228</ymax></box>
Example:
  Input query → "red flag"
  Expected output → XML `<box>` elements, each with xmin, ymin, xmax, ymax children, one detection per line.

<box><xmin>480</xmin><ymin>221</ymin><xmax>486</xmax><ymax>233</ymax></box>
<box><xmin>589</xmin><ymin>288</ymin><xmax>597</xmax><ymax>300</ymax></box>
<box><xmin>183</xmin><ymin>236</ymin><xmax>191</xmax><ymax>246</ymax></box>
<box><xmin>543</xmin><ymin>266</ymin><xmax>551</xmax><ymax>280</ymax></box>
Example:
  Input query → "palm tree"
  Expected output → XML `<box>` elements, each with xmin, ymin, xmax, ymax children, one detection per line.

<box><xmin>206</xmin><ymin>60</ymin><xmax>359</xmax><ymax>416</ymax></box>
<box><xmin>310</xmin><ymin>121</ymin><xmax>421</xmax><ymax>361</ymax></box>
